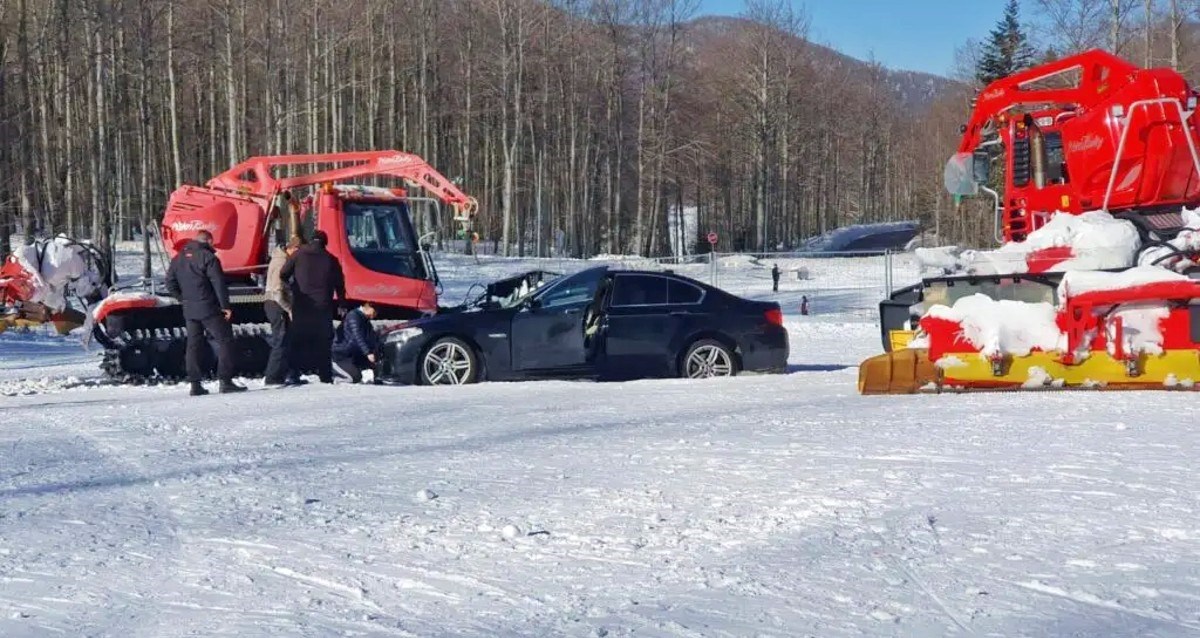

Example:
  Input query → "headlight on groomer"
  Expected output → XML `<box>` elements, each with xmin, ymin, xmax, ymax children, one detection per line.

<box><xmin>385</xmin><ymin>326</ymin><xmax>424</xmax><ymax>346</ymax></box>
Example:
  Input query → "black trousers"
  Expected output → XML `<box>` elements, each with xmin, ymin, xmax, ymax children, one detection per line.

<box><xmin>264</xmin><ymin>301</ymin><xmax>292</xmax><ymax>382</ymax></box>
<box><xmin>186</xmin><ymin>314</ymin><xmax>235</xmax><ymax>383</ymax></box>
<box><xmin>332</xmin><ymin>353</ymin><xmax>368</xmax><ymax>383</ymax></box>
<box><xmin>291</xmin><ymin>308</ymin><xmax>334</xmax><ymax>381</ymax></box>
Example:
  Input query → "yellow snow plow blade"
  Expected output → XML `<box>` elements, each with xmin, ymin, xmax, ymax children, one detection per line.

<box><xmin>858</xmin><ymin>348</ymin><xmax>938</xmax><ymax>394</ymax></box>
<box><xmin>1</xmin><ymin>311</ymin><xmax>84</xmax><ymax>336</ymax></box>
<box><xmin>859</xmin><ymin>348</ymin><xmax>1200</xmax><ymax>393</ymax></box>
<box><xmin>934</xmin><ymin>350</ymin><xmax>1200</xmax><ymax>390</ymax></box>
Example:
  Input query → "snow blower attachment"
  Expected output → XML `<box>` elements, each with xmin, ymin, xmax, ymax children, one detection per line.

<box><xmin>861</xmin><ymin>50</ymin><xmax>1200</xmax><ymax>393</ymax></box>
<box><xmin>92</xmin><ymin>151</ymin><xmax>479</xmax><ymax>382</ymax></box>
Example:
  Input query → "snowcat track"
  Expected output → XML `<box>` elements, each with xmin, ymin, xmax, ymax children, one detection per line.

<box><xmin>100</xmin><ymin>320</ymin><xmax>408</xmax><ymax>384</ymax></box>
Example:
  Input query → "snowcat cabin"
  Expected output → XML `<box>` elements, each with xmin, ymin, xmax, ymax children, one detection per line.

<box><xmin>948</xmin><ymin>50</ymin><xmax>1200</xmax><ymax>245</ymax></box>
<box><xmin>310</xmin><ymin>185</ymin><xmax>438</xmax><ymax>318</ymax></box>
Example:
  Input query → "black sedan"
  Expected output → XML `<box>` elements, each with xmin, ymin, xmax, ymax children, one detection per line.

<box><xmin>379</xmin><ymin>266</ymin><xmax>789</xmax><ymax>385</ymax></box>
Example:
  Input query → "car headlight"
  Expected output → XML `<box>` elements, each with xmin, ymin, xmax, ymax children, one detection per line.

<box><xmin>385</xmin><ymin>326</ymin><xmax>424</xmax><ymax>346</ymax></box>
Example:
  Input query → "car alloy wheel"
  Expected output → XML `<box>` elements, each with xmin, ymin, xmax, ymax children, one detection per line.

<box><xmin>422</xmin><ymin>338</ymin><xmax>477</xmax><ymax>385</ymax></box>
<box><xmin>684</xmin><ymin>340</ymin><xmax>736</xmax><ymax>379</ymax></box>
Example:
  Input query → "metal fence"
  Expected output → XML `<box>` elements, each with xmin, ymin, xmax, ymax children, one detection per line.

<box><xmin>433</xmin><ymin>248</ymin><xmax>917</xmax><ymax>319</ymax></box>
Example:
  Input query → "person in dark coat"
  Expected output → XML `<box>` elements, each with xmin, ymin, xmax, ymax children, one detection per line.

<box><xmin>332</xmin><ymin>303</ymin><xmax>379</xmax><ymax>383</ymax></box>
<box><xmin>771</xmin><ymin>263</ymin><xmax>781</xmax><ymax>293</ymax></box>
<box><xmin>281</xmin><ymin>230</ymin><xmax>345</xmax><ymax>383</ymax></box>
<box><xmin>165</xmin><ymin>230</ymin><xmax>247</xmax><ymax>395</ymax></box>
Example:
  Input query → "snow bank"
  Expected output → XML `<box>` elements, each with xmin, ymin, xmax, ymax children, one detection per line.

<box><xmin>926</xmin><ymin>294</ymin><xmax>1062</xmax><ymax>357</ymax></box>
<box><xmin>12</xmin><ymin>237</ymin><xmax>102</xmax><ymax>312</ymax></box>
<box><xmin>717</xmin><ymin>254</ymin><xmax>762</xmax><ymax>269</ymax></box>
<box><xmin>919</xmin><ymin>211</ymin><xmax>1140</xmax><ymax>276</ymax></box>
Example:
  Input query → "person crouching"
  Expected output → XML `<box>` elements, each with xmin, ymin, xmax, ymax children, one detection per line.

<box><xmin>332</xmin><ymin>302</ymin><xmax>379</xmax><ymax>384</ymax></box>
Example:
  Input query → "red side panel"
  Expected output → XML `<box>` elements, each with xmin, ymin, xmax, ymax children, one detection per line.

<box><xmin>0</xmin><ymin>256</ymin><xmax>35</xmax><ymax>306</ymax></box>
<box><xmin>161</xmin><ymin>186</ymin><xmax>268</xmax><ymax>274</ymax></box>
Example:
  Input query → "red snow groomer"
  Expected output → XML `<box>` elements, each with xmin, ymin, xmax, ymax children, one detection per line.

<box><xmin>861</xmin><ymin>50</ymin><xmax>1200</xmax><ymax>393</ymax></box>
<box><xmin>94</xmin><ymin>151</ymin><xmax>477</xmax><ymax>381</ymax></box>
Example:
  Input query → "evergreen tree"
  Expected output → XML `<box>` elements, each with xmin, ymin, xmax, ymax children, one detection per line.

<box><xmin>976</xmin><ymin>0</ymin><xmax>1036</xmax><ymax>85</ymax></box>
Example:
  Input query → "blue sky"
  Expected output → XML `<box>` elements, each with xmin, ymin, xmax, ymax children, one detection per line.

<box><xmin>698</xmin><ymin>0</ymin><xmax>1010</xmax><ymax>76</ymax></box>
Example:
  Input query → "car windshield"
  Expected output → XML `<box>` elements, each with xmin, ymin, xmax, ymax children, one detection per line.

<box><xmin>526</xmin><ymin>268</ymin><xmax>606</xmax><ymax>309</ymax></box>
<box><xmin>343</xmin><ymin>201</ymin><xmax>421</xmax><ymax>278</ymax></box>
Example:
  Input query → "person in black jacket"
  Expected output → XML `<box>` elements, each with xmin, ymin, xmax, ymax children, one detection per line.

<box><xmin>165</xmin><ymin>231</ymin><xmax>247</xmax><ymax>395</ymax></box>
<box><xmin>332</xmin><ymin>303</ymin><xmax>379</xmax><ymax>383</ymax></box>
<box><xmin>281</xmin><ymin>230</ymin><xmax>346</xmax><ymax>383</ymax></box>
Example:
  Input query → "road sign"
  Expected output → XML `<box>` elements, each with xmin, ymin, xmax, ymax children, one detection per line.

<box><xmin>707</xmin><ymin>231</ymin><xmax>718</xmax><ymax>245</ymax></box>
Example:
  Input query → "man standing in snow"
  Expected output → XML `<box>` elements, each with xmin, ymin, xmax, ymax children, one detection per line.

<box><xmin>263</xmin><ymin>236</ymin><xmax>304</xmax><ymax>386</ymax></box>
<box><xmin>282</xmin><ymin>230</ymin><xmax>345</xmax><ymax>384</ymax></box>
<box><xmin>165</xmin><ymin>230</ymin><xmax>247</xmax><ymax>396</ymax></box>
<box><xmin>771</xmin><ymin>263</ymin><xmax>781</xmax><ymax>293</ymax></box>
<box><xmin>332</xmin><ymin>302</ymin><xmax>379</xmax><ymax>384</ymax></box>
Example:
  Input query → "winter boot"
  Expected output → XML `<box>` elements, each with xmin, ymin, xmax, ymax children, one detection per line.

<box><xmin>219</xmin><ymin>380</ymin><xmax>248</xmax><ymax>394</ymax></box>
<box><xmin>190</xmin><ymin>382</ymin><xmax>209</xmax><ymax>397</ymax></box>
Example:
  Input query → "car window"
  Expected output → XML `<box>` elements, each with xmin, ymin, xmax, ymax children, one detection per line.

<box><xmin>534</xmin><ymin>268</ymin><xmax>605</xmax><ymax>309</ymax></box>
<box><xmin>611</xmin><ymin>274</ymin><xmax>668</xmax><ymax>306</ymax></box>
<box><xmin>667</xmin><ymin>278</ymin><xmax>704</xmax><ymax>305</ymax></box>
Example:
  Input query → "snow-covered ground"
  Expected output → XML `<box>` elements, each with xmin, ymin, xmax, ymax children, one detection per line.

<box><xmin>2</xmin><ymin>249</ymin><xmax>1199</xmax><ymax>637</ymax></box>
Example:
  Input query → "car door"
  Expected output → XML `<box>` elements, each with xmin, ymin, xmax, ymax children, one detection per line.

<box><xmin>510</xmin><ymin>268</ymin><xmax>605</xmax><ymax>372</ymax></box>
<box><xmin>601</xmin><ymin>273</ymin><xmax>674</xmax><ymax>378</ymax></box>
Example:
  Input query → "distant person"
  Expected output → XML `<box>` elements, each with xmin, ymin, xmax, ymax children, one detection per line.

<box><xmin>332</xmin><ymin>302</ymin><xmax>379</xmax><ymax>384</ymax></box>
<box><xmin>165</xmin><ymin>230</ymin><xmax>246</xmax><ymax>396</ymax></box>
<box><xmin>771</xmin><ymin>263</ymin><xmax>781</xmax><ymax>293</ymax></box>
<box><xmin>801</xmin><ymin>295</ymin><xmax>809</xmax><ymax>316</ymax></box>
<box><xmin>282</xmin><ymin>230</ymin><xmax>345</xmax><ymax>383</ymax></box>
<box><xmin>263</xmin><ymin>236</ymin><xmax>304</xmax><ymax>386</ymax></box>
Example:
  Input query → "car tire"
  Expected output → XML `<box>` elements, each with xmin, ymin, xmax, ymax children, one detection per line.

<box><xmin>419</xmin><ymin>337</ymin><xmax>480</xmax><ymax>385</ymax></box>
<box><xmin>681</xmin><ymin>339</ymin><xmax>738</xmax><ymax>379</ymax></box>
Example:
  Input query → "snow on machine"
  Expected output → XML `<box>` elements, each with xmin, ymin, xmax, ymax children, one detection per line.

<box><xmin>91</xmin><ymin>151</ymin><xmax>478</xmax><ymax>382</ymax></box>
<box><xmin>860</xmin><ymin>50</ymin><xmax>1200</xmax><ymax>393</ymax></box>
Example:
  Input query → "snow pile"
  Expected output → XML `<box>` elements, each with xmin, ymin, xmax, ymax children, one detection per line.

<box><xmin>11</xmin><ymin>237</ymin><xmax>102</xmax><ymax>312</ymax></box>
<box><xmin>914</xmin><ymin>246</ymin><xmax>963</xmax><ymax>274</ymax></box>
<box><xmin>926</xmin><ymin>294</ymin><xmax>1063</xmax><ymax>357</ymax></box>
<box><xmin>1058</xmin><ymin>266</ymin><xmax>1190</xmax><ymax>297</ymax></box>
<box><xmin>716</xmin><ymin>254</ymin><xmax>763</xmax><ymax>269</ymax></box>
<box><xmin>918</xmin><ymin>211</ymin><xmax>1140</xmax><ymax>275</ymax></box>
<box><xmin>1022</xmin><ymin>366</ymin><xmax>1053</xmax><ymax>388</ymax></box>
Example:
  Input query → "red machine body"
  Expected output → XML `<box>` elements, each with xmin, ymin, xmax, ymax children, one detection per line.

<box><xmin>949</xmin><ymin>49</ymin><xmax>1200</xmax><ymax>245</ymax></box>
<box><xmin>157</xmin><ymin>151</ymin><xmax>477</xmax><ymax>315</ymax></box>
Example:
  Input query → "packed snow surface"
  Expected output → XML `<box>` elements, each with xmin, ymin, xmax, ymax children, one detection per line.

<box><xmin>3</xmin><ymin>250</ymin><xmax>1200</xmax><ymax>636</ymax></box>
